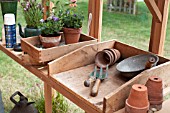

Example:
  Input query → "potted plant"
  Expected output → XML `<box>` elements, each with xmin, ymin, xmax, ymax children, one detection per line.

<box><xmin>60</xmin><ymin>0</ymin><xmax>84</xmax><ymax>44</ymax></box>
<box><xmin>39</xmin><ymin>16</ymin><xmax>63</xmax><ymax>48</ymax></box>
<box><xmin>0</xmin><ymin>0</ymin><xmax>18</xmax><ymax>21</ymax></box>
<box><xmin>18</xmin><ymin>0</ymin><xmax>43</xmax><ymax>38</ymax></box>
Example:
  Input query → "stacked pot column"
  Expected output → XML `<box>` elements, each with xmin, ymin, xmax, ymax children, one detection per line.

<box><xmin>145</xmin><ymin>76</ymin><xmax>163</xmax><ymax>111</ymax></box>
<box><xmin>125</xmin><ymin>84</ymin><xmax>149</xmax><ymax>113</ymax></box>
<box><xmin>95</xmin><ymin>48</ymin><xmax>121</xmax><ymax>68</ymax></box>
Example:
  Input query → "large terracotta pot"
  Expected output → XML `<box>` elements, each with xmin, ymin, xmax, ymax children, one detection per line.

<box><xmin>39</xmin><ymin>35</ymin><xmax>61</xmax><ymax>48</ymax></box>
<box><xmin>63</xmin><ymin>27</ymin><xmax>82</xmax><ymax>44</ymax></box>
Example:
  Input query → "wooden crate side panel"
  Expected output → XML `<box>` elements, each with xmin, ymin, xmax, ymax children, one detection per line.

<box><xmin>80</xmin><ymin>34</ymin><xmax>97</xmax><ymax>41</ymax></box>
<box><xmin>103</xmin><ymin>61</ymin><xmax>170</xmax><ymax>113</ymax></box>
<box><xmin>40</xmin><ymin>40</ymin><xmax>97</xmax><ymax>62</ymax></box>
<box><xmin>22</xmin><ymin>36</ymin><xmax>41</xmax><ymax>45</ymax></box>
<box><xmin>21</xmin><ymin>38</ymin><xmax>40</xmax><ymax>61</ymax></box>
<box><xmin>48</xmin><ymin>40</ymin><xmax>116</xmax><ymax>75</ymax></box>
<box><xmin>21</xmin><ymin>54</ymin><xmax>47</xmax><ymax>66</ymax></box>
<box><xmin>114</xmin><ymin>41</ymin><xmax>169</xmax><ymax>64</ymax></box>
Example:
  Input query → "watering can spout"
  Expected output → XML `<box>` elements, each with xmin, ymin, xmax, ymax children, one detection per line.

<box><xmin>18</xmin><ymin>23</ymin><xmax>25</xmax><ymax>38</ymax></box>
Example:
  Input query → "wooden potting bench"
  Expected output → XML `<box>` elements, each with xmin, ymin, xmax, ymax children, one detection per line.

<box><xmin>0</xmin><ymin>40</ymin><xmax>170</xmax><ymax>113</ymax></box>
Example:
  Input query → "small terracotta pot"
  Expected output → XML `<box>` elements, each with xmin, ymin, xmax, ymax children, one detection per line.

<box><xmin>110</xmin><ymin>49</ymin><xmax>121</xmax><ymax>64</ymax></box>
<box><xmin>127</xmin><ymin>84</ymin><xmax>149</xmax><ymax>107</ymax></box>
<box><xmin>95</xmin><ymin>51</ymin><xmax>112</xmax><ymax>68</ymax></box>
<box><xmin>145</xmin><ymin>76</ymin><xmax>163</xmax><ymax>111</ymax></box>
<box><xmin>63</xmin><ymin>27</ymin><xmax>82</xmax><ymax>44</ymax></box>
<box><xmin>39</xmin><ymin>35</ymin><xmax>61</xmax><ymax>48</ymax></box>
<box><xmin>125</xmin><ymin>100</ymin><xmax>149</xmax><ymax>113</ymax></box>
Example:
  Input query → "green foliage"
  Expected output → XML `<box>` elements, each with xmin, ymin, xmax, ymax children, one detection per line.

<box><xmin>20</xmin><ymin>0</ymin><xmax>43</xmax><ymax>28</ymax></box>
<box><xmin>54</xmin><ymin>0</ymin><xmax>84</xmax><ymax>29</ymax></box>
<box><xmin>39</xmin><ymin>16</ymin><xmax>63</xmax><ymax>36</ymax></box>
<box><xmin>35</xmin><ymin>92</ymin><xmax>69</xmax><ymax>113</ymax></box>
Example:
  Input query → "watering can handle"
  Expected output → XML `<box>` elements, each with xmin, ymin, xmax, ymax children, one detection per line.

<box><xmin>10</xmin><ymin>91</ymin><xmax>24</xmax><ymax>105</ymax></box>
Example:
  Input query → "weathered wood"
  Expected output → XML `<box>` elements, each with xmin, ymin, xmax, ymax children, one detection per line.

<box><xmin>144</xmin><ymin>0</ymin><xmax>162</xmax><ymax>22</ymax></box>
<box><xmin>21</xmin><ymin>34</ymin><xmax>97</xmax><ymax>63</ymax></box>
<box><xmin>44</xmin><ymin>83</ymin><xmax>52</xmax><ymax>113</ymax></box>
<box><xmin>104</xmin><ymin>61</ymin><xmax>170</xmax><ymax>112</ymax></box>
<box><xmin>48</xmin><ymin>40</ymin><xmax>169</xmax><ymax>113</ymax></box>
<box><xmin>48</xmin><ymin>40</ymin><xmax>115</xmax><ymax>75</ymax></box>
<box><xmin>88</xmin><ymin>0</ymin><xmax>103</xmax><ymax>41</ymax></box>
<box><xmin>148</xmin><ymin>0</ymin><xmax>170</xmax><ymax>55</ymax></box>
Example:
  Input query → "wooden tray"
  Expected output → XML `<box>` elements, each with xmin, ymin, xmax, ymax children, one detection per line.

<box><xmin>47</xmin><ymin>40</ymin><xmax>170</xmax><ymax>113</ymax></box>
<box><xmin>21</xmin><ymin>34</ymin><xmax>97</xmax><ymax>63</ymax></box>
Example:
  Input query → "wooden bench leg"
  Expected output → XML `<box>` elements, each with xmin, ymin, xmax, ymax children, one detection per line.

<box><xmin>44</xmin><ymin>83</ymin><xmax>52</xmax><ymax>113</ymax></box>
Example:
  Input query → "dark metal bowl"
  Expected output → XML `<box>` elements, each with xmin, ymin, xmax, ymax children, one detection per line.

<box><xmin>116</xmin><ymin>54</ymin><xmax>159</xmax><ymax>78</ymax></box>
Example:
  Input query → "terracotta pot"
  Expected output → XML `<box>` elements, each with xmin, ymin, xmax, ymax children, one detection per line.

<box><xmin>95</xmin><ymin>51</ymin><xmax>112</xmax><ymax>68</ymax></box>
<box><xmin>110</xmin><ymin>49</ymin><xmax>121</xmax><ymax>63</ymax></box>
<box><xmin>127</xmin><ymin>84</ymin><xmax>149</xmax><ymax>107</ymax></box>
<box><xmin>125</xmin><ymin>84</ymin><xmax>149</xmax><ymax>113</ymax></box>
<box><xmin>63</xmin><ymin>27</ymin><xmax>82</xmax><ymax>44</ymax></box>
<box><xmin>39</xmin><ymin>35</ymin><xmax>61</xmax><ymax>48</ymax></box>
<box><xmin>145</xmin><ymin>76</ymin><xmax>163</xmax><ymax>111</ymax></box>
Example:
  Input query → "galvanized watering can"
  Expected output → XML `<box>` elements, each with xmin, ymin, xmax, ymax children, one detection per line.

<box><xmin>10</xmin><ymin>91</ymin><xmax>38</xmax><ymax>113</ymax></box>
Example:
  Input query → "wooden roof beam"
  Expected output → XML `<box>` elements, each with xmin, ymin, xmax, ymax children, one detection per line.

<box><xmin>144</xmin><ymin>0</ymin><xmax>162</xmax><ymax>22</ymax></box>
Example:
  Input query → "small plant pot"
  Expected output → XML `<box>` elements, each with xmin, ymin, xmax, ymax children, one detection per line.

<box><xmin>145</xmin><ymin>76</ymin><xmax>163</xmax><ymax>111</ymax></box>
<box><xmin>95</xmin><ymin>51</ymin><xmax>112</xmax><ymax>68</ymax></box>
<box><xmin>125</xmin><ymin>84</ymin><xmax>149</xmax><ymax>113</ymax></box>
<box><xmin>39</xmin><ymin>35</ymin><xmax>61</xmax><ymax>48</ymax></box>
<box><xmin>125</xmin><ymin>99</ymin><xmax>149</xmax><ymax>113</ymax></box>
<box><xmin>63</xmin><ymin>27</ymin><xmax>82</xmax><ymax>44</ymax></box>
<box><xmin>110</xmin><ymin>49</ymin><xmax>121</xmax><ymax>64</ymax></box>
<box><xmin>127</xmin><ymin>84</ymin><xmax>149</xmax><ymax>108</ymax></box>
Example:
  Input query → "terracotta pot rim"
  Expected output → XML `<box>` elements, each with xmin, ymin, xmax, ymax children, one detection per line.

<box><xmin>148</xmin><ymin>76</ymin><xmax>162</xmax><ymax>83</ymax></box>
<box><xmin>95</xmin><ymin>51</ymin><xmax>110</xmax><ymax>68</ymax></box>
<box><xmin>126</xmin><ymin>99</ymin><xmax>149</xmax><ymax>109</ymax></box>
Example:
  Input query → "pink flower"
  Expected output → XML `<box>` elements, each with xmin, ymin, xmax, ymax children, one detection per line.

<box><xmin>69</xmin><ymin>3</ymin><xmax>77</xmax><ymax>7</ymax></box>
<box><xmin>70</xmin><ymin>0</ymin><xmax>77</xmax><ymax>3</ymax></box>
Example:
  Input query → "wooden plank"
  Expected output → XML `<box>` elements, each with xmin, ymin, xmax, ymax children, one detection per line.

<box><xmin>88</xmin><ymin>0</ymin><xmax>103</xmax><ymax>41</ymax></box>
<box><xmin>148</xmin><ymin>0</ymin><xmax>170</xmax><ymax>55</ymax></box>
<box><xmin>48</xmin><ymin>40</ymin><xmax>115</xmax><ymax>75</ymax></box>
<box><xmin>144</xmin><ymin>0</ymin><xmax>162</xmax><ymax>22</ymax></box>
<box><xmin>21</xmin><ymin>34</ymin><xmax>97</xmax><ymax>63</ymax></box>
<box><xmin>103</xmin><ymin>61</ymin><xmax>170</xmax><ymax>112</ymax></box>
<box><xmin>51</xmin><ymin>64</ymin><xmax>128</xmax><ymax>113</ymax></box>
<box><xmin>44</xmin><ymin>83</ymin><xmax>52</xmax><ymax>113</ymax></box>
<box><xmin>133</xmin><ymin>0</ymin><xmax>137</xmax><ymax>15</ymax></box>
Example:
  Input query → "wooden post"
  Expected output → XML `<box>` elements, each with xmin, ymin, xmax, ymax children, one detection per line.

<box><xmin>88</xmin><ymin>0</ymin><xmax>103</xmax><ymax>42</ymax></box>
<box><xmin>145</xmin><ymin>0</ymin><xmax>170</xmax><ymax>55</ymax></box>
<box><xmin>42</xmin><ymin>0</ymin><xmax>50</xmax><ymax>20</ymax></box>
<box><xmin>44</xmin><ymin>83</ymin><xmax>52</xmax><ymax>113</ymax></box>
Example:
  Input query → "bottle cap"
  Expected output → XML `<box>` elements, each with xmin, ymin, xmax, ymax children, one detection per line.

<box><xmin>4</xmin><ymin>13</ymin><xmax>15</xmax><ymax>25</ymax></box>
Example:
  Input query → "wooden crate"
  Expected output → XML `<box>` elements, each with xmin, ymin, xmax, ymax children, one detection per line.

<box><xmin>21</xmin><ymin>34</ymin><xmax>97</xmax><ymax>63</ymax></box>
<box><xmin>47</xmin><ymin>40</ymin><xmax>170</xmax><ymax>113</ymax></box>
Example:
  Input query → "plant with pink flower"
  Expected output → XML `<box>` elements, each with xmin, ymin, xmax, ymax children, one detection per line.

<box><xmin>20</xmin><ymin>0</ymin><xmax>43</xmax><ymax>28</ymax></box>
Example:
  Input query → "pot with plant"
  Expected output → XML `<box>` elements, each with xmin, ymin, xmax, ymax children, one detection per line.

<box><xmin>61</xmin><ymin>0</ymin><xmax>84</xmax><ymax>44</ymax></box>
<box><xmin>18</xmin><ymin>0</ymin><xmax>43</xmax><ymax>38</ymax></box>
<box><xmin>0</xmin><ymin>0</ymin><xmax>18</xmax><ymax>21</ymax></box>
<box><xmin>39</xmin><ymin>16</ymin><xmax>63</xmax><ymax>48</ymax></box>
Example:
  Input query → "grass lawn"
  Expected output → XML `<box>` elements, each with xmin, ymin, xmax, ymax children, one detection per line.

<box><xmin>0</xmin><ymin>0</ymin><xmax>170</xmax><ymax>112</ymax></box>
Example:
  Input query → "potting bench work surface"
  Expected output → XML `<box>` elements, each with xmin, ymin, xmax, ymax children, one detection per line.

<box><xmin>1</xmin><ymin>41</ymin><xmax>170</xmax><ymax>113</ymax></box>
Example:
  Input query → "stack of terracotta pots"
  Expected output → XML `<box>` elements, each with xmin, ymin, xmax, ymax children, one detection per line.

<box><xmin>95</xmin><ymin>48</ymin><xmax>121</xmax><ymax>68</ymax></box>
<box><xmin>125</xmin><ymin>84</ymin><xmax>149</xmax><ymax>113</ymax></box>
<box><xmin>145</xmin><ymin>76</ymin><xmax>163</xmax><ymax>111</ymax></box>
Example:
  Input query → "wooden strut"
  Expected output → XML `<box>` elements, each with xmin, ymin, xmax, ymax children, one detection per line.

<box><xmin>145</xmin><ymin>0</ymin><xmax>170</xmax><ymax>55</ymax></box>
<box><xmin>88</xmin><ymin>0</ymin><xmax>103</xmax><ymax>42</ymax></box>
